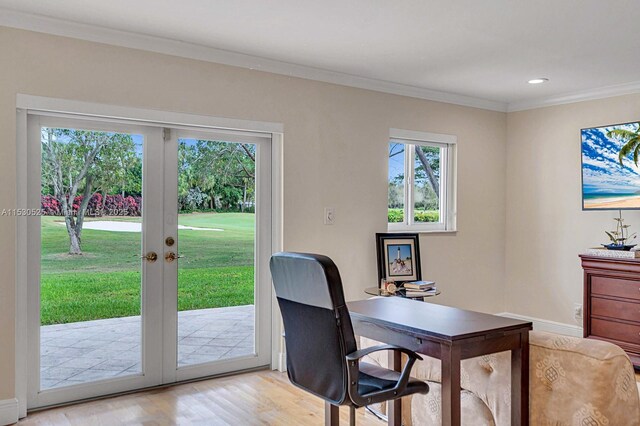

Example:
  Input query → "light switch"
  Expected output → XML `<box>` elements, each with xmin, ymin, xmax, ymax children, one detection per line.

<box><xmin>324</xmin><ymin>207</ymin><xmax>335</xmax><ymax>225</ymax></box>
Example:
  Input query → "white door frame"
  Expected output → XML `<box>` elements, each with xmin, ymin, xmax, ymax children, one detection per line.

<box><xmin>25</xmin><ymin>115</ymin><xmax>165</xmax><ymax>408</ymax></box>
<box><xmin>15</xmin><ymin>95</ymin><xmax>284</xmax><ymax>416</ymax></box>
<box><xmin>163</xmin><ymin>127</ymin><xmax>273</xmax><ymax>383</ymax></box>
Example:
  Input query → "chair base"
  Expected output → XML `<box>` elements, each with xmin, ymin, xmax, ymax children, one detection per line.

<box><xmin>324</xmin><ymin>402</ymin><xmax>356</xmax><ymax>426</ymax></box>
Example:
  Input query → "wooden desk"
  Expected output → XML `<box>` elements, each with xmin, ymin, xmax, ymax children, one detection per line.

<box><xmin>348</xmin><ymin>297</ymin><xmax>532</xmax><ymax>426</ymax></box>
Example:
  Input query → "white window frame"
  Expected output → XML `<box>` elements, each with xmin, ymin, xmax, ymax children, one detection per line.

<box><xmin>388</xmin><ymin>128</ymin><xmax>457</xmax><ymax>233</ymax></box>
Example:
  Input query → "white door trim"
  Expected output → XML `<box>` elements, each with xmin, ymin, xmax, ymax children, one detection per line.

<box><xmin>16</xmin><ymin>94</ymin><xmax>284</xmax><ymax>134</ymax></box>
<box><xmin>15</xmin><ymin>108</ymin><xmax>28</xmax><ymax>418</ymax></box>
<box><xmin>270</xmin><ymin>133</ymin><xmax>285</xmax><ymax>372</ymax></box>
<box><xmin>15</xmin><ymin>95</ymin><xmax>284</xmax><ymax>415</ymax></box>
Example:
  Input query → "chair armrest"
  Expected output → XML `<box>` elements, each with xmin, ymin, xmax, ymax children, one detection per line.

<box><xmin>346</xmin><ymin>344</ymin><xmax>424</xmax><ymax>407</ymax></box>
<box><xmin>346</xmin><ymin>344</ymin><xmax>423</xmax><ymax>362</ymax></box>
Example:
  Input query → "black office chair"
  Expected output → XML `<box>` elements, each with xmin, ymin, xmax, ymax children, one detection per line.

<box><xmin>270</xmin><ymin>252</ymin><xmax>428</xmax><ymax>425</ymax></box>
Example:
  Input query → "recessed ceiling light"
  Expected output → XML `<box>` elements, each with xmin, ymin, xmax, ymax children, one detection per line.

<box><xmin>528</xmin><ymin>78</ymin><xmax>549</xmax><ymax>84</ymax></box>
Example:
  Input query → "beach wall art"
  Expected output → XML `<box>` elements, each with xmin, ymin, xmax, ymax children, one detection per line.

<box><xmin>582</xmin><ymin>121</ymin><xmax>640</xmax><ymax>210</ymax></box>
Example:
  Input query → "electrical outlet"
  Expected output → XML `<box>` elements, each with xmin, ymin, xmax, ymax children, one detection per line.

<box><xmin>324</xmin><ymin>207</ymin><xmax>335</xmax><ymax>225</ymax></box>
<box><xmin>573</xmin><ymin>303</ymin><xmax>583</xmax><ymax>320</ymax></box>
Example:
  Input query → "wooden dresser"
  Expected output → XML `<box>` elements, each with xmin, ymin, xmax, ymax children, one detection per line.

<box><xmin>580</xmin><ymin>254</ymin><xmax>640</xmax><ymax>369</ymax></box>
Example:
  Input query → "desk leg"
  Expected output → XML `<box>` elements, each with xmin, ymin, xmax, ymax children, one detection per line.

<box><xmin>387</xmin><ymin>350</ymin><xmax>402</xmax><ymax>426</ymax></box>
<box><xmin>511</xmin><ymin>331</ymin><xmax>530</xmax><ymax>426</ymax></box>
<box><xmin>441</xmin><ymin>344</ymin><xmax>461</xmax><ymax>426</ymax></box>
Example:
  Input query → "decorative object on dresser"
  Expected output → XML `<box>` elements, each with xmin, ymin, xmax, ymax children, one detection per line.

<box><xmin>602</xmin><ymin>210</ymin><xmax>637</xmax><ymax>250</ymax></box>
<box><xmin>580</xmin><ymin>254</ymin><xmax>640</xmax><ymax>369</ymax></box>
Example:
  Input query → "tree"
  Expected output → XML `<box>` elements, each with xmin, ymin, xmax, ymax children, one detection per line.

<box><xmin>414</xmin><ymin>146</ymin><xmax>439</xmax><ymax>201</ymax></box>
<box><xmin>178</xmin><ymin>140</ymin><xmax>200</xmax><ymax>208</ymax></box>
<box><xmin>387</xmin><ymin>143</ymin><xmax>440</xmax><ymax>208</ymax></box>
<box><xmin>607</xmin><ymin>125</ymin><xmax>640</xmax><ymax>166</ymax></box>
<box><xmin>41</xmin><ymin>128</ymin><xmax>135</xmax><ymax>254</ymax></box>
<box><xmin>388</xmin><ymin>181</ymin><xmax>404</xmax><ymax>208</ymax></box>
<box><xmin>182</xmin><ymin>140</ymin><xmax>256</xmax><ymax>211</ymax></box>
<box><xmin>98</xmin><ymin>147</ymin><xmax>141</xmax><ymax>199</ymax></box>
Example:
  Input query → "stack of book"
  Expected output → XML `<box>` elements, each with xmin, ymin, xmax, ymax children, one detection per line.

<box><xmin>402</xmin><ymin>280</ymin><xmax>437</xmax><ymax>297</ymax></box>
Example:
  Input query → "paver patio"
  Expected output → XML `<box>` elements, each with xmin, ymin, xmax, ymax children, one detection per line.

<box><xmin>40</xmin><ymin>305</ymin><xmax>255</xmax><ymax>389</ymax></box>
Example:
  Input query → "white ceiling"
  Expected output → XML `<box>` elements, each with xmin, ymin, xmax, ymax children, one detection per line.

<box><xmin>2</xmin><ymin>0</ymin><xmax>640</xmax><ymax>111</ymax></box>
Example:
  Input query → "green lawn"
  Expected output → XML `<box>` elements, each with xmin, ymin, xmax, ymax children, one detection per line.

<box><xmin>387</xmin><ymin>208</ymin><xmax>439</xmax><ymax>223</ymax></box>
<box><xmin>41</xmin><ymin>213</ymin><xmax>255</xmax><ymax>325</ymax></box>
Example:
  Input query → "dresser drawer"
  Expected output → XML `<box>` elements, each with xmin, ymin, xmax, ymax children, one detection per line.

<box><xmin>591</xmin><ymin>297</ymin><xmax>640</xmax><ymax>323</ymax></box>
<box><xmin>591</xmin><ymin>276</ymin><xmax>640</xmax><ymax>301</ymax></box>
<box><xmin>591</xmin><ymin>318</ymin><xmax>640</xmax><ymax>345</ymax></box>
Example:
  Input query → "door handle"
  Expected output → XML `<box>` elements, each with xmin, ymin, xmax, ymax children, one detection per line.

<box><xmin>165</xmin><ymin>252</ymin><xmax>183</xmax><ymax>262</ymax></box>
<box><xmin>141</xmin><ymin>252</ymin><xmax>158</xmax><ymax>263</ymax></box>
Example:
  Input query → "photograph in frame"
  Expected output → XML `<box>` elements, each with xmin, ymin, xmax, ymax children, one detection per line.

<box><xmin>376</xmin><ymin>233</ymin><xmax>421</xmax><ymax>285</ymax></box>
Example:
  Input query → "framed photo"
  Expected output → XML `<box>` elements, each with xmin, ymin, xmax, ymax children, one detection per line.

<box><xmin>376</xmin><ymin>233</ymin><xmax>421</xmax><ymax>285</ymax></box>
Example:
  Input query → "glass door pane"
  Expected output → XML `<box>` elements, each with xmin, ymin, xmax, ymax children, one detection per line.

<box><xmin>39</xmin><ymin>126</ymin><xmax>144</xmax><ymax>389</ymax></box>
<box><xmin>175</xmin><ymin>138</ymin><xmax>256</xmax><ymax>367</ymax></box>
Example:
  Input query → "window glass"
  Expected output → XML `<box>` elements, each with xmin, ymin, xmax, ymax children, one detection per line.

<box><xmin>413</xmin><ymin>145</ymin><xmax>440</xmax><ymax>223</ymax></box>
<box><xmin>387</xmin><ymin>132</ymin><xmax>455</xmax><ymax>232</ymax></box>
<box><xmin>388</xmin><ymin>143</ymin><xmax>405</xmax><ymax>223</ymax></box>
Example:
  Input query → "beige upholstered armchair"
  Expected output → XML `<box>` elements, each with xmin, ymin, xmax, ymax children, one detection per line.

<box><xmin>362</xmin><ymin>330</ymin><xmax>640</xmax><ymax>425</ymax></box>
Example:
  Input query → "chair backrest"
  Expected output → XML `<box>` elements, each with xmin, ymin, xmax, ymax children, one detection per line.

<box><xmin>269</xmin><ymin>252</ymin><xmax>357</xmax><ymax>405</ymax></box>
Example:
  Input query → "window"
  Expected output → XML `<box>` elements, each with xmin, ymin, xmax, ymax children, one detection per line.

<box><xmin>388</xmin><ymin>129</ymin><xmax>456</xmax><ymax>232</ymax></box>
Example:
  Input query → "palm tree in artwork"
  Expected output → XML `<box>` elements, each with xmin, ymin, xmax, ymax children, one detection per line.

<box><xmin>608</xmin><ymin>125</ymin><xmax>640</xmax><ymax>166</ymax></box>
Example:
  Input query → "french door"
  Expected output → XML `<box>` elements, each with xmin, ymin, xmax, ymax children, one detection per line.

<box><xmin>27</xmin><ymin>115</ymin><xmax>272</xmax><ymax>408</ymax></box>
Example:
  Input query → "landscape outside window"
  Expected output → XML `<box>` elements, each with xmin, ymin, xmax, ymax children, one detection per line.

<box><xmin>388</xmin><ymin>141</ymin><xmax>441</xmax><ymax>225</ymax></box>
<box><xmin>40</xmin><ymin>128</ymin><xmax>256</xmax><ymax>326</ymax></box>
<box><xmin>39</xmin><ymin>126</ymin><xmax>258</xmax><ymax>389</ymax></box>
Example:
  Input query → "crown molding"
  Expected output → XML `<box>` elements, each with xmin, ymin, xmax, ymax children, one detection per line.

<box><xmin>507</xmin><ymin>80</ymin><xmax>640</xmax><ymax>112</ymax></box>
<box><xmin>8</xmin><ymin>9</ymin><xmax>640</xmax><ymax>114</ymax></box>
<box><xmin>0</xmin><ymin>9</ymin><xmax>508</xmax><ymax>112</ymax></box>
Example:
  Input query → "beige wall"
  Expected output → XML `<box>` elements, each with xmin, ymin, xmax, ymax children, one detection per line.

<box><xmin>0</xmin><ymin>27</ymin><xmax>507</xmax><ymax>401</ymax></box>
<box><xmin>505</xmin><ymin>93</ymin><xmax>640</xmax><ymax>325</ymax></box>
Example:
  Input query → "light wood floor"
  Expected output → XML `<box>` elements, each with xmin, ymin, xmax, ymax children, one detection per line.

<box><xmin>18</xmin><ymin>370</ymin><xmax>385</xmax><ymax>426</ymax></box>
<box><xmin>17</xmin><ymin>370</ymin><xmax>640</xmax><ymax>425</ymax></box>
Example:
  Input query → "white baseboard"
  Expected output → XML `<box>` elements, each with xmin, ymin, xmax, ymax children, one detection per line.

<box><xmin>497</xmin><ymin>312</ymin><xmax>583</xmax><ymax>337</ymax></box>
<box><xmin>0</xmin><ymin>399</ymin><xmax>18</xmax><ymax>426</ymax></box>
